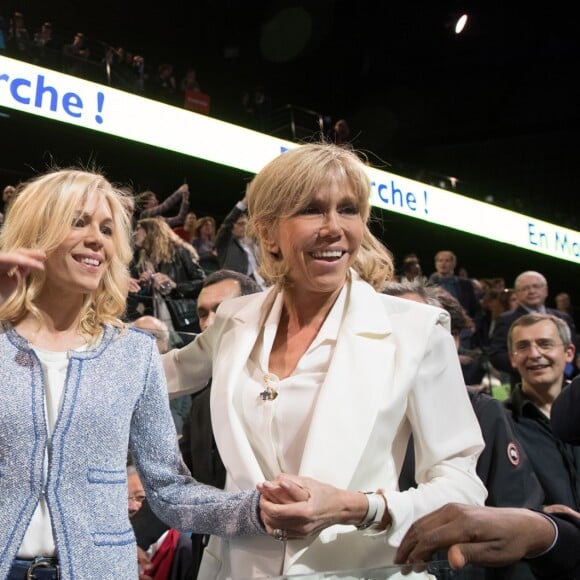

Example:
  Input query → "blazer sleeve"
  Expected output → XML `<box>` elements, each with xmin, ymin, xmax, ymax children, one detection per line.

<box><xmin>130</xmin><ymin>339</ymin><xmax>263</xmax><ymax>537</ymax></box>
<box><xmin>385</xmin><ymin>322</ymin><xmax>487</xmax><ymax>545</ymax></box>
<box><xmin>162</xmin><ymin>318</ymin><xmax>217</xmax><ymax>398</ymax></box>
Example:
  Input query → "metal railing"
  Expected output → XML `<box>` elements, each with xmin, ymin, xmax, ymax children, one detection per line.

<box><xmin>268</xmin><ymin>103</ymin><xmax>325</xmax><ymax>142</ymax></box>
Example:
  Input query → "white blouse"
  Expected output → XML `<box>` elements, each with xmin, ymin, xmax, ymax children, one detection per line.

<box><xmin>18</xmin><ymin>346</ymin><xmax>86</xmax><ymax>558</ymax></box>
<box><xmin>237</xmin><ymin>285</ymin><xmax>347</xmax><ymax>480</ymax></box>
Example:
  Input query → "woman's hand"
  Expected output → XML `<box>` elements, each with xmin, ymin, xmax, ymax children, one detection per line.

<box><xmin>128</xmin><ymin>278</ymin><xmax>142</xmax><ymax>293</ymax></box>
<box><xmin>151</xmin><ymin>273</ymin><xmax>175</xmax><ymax>295</ymax></box>
<box><xmin>138</xmin><ymin>271</ymin><xmax>152</xmax><ymax>286</ymax></box>
<box><xmin>257</xmin><ymin>474</ymin><xmax>368</xmax><ymax>539</ymax></box>
<box><xmin>177</xmin><ymin>183</ymin><xmax>190</xmax><ymax>200</ymax></box>
<box><xmin>0</xmin><ymin>249</ymin><xmax>46</xmax><ymax>300</ymax></box>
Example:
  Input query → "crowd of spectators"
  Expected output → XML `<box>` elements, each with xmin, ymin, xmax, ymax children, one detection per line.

<box><xmin>0</xmin><ymin>9</ymin><xmax>281</xmax><ymax>130</ymax></box>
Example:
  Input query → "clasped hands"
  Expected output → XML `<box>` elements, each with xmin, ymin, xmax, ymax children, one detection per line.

<box><xmin>258</xmin><ymin>474</ymin><xmax>369</xmax><ymax>541</ymax></box>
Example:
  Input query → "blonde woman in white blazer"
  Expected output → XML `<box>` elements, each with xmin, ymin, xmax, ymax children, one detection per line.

<box><xmin>163</xmin><ymin>143</ymin><xmax>487</xmax><ymax>579</ymax></box>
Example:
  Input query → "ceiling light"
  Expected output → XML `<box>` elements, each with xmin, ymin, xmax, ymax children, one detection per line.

<box><xmin>454</xmin><ymin>13</ymin><xmax>469</xmax><ymax>34</ymax></box>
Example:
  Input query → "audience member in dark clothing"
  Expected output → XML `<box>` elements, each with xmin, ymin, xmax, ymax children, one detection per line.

<box><xmin>128</xmin><ymin>217</ymin><xmax>205</xmax><ymax>333</ymax></box>
<box><xmin>503</xmin><ymin>313</ymin><xmax>580</xmax><ymax>510</ymax></box>
<box><xmin>214</xmin><ymin>192</ymin><xmax>265</xmax><ymax>288</ymax></box>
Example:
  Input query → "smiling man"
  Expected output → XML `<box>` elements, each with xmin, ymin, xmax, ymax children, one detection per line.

<box><xmin>504</xmin><ymin>313</ymin><xmax>580</xmax><ymax>510</ymax></box>
<box><xmin>488</xmin><ymin>270</ymin><xmax>578</xmax><ymax>386</ymax></box>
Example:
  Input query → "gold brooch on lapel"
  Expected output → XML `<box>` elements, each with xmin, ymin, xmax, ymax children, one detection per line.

<box><xmin>259</xmin><ymin>373</ymin><xmax>278</xmax><ymax>401</ymax></box>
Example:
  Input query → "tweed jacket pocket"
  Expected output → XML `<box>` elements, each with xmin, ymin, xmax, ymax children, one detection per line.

<box><xmin>87</xmin><ymin>466</ymin><xmax>129</xmax><ymax>540</ymax></box>
<box><xmin>92</xmin><ymin>528</ymin><xmax>135</xmax><ymax>546</ymax></box>
<box><xmin>87</xmin><ymin>467</ymin><xmax>126</xmax><ymax>484</ymax></box>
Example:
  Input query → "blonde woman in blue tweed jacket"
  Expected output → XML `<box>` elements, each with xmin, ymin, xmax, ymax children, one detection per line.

<box><xmin>0</xmin><ymin>168</ymin><xmax>266</xmax><ymax>580</ymax></box>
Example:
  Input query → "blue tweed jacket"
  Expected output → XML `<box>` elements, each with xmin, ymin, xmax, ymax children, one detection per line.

<box><xmin>0</xmin><ymin>323</ymin><xmax>263</xmax><ymax>580</ymax></box>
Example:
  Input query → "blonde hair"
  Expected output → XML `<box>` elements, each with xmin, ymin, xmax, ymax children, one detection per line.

<box><xmin>246</xmin><ymin>143</ymin><xmax>394</xmax><ymax>290</ymax></box>
<box><xmin>136</xmin><ymin>217</ymin><xmax>199</xmax><ymax>266</ymax></box>
<box><xmin>0</xmin><ymin>168</ymin><xmax>133</xmax><ymax>336</ymax></box>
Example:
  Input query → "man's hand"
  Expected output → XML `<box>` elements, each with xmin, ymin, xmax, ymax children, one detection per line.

<box><xmin>394</xmin><ymin>503</ymin><xmax>556</xmax><ymax>571</ymax></box>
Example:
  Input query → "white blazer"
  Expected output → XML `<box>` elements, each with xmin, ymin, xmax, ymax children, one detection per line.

<box><xmin>163</xmin><ymin>273</ymin><xmax>486</xmax><ymax>579</ymax></box>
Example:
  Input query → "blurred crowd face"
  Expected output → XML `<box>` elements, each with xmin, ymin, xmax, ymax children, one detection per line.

<box><xmin>197</xmin><ymin>279</ymin><xmax>241</xmax><ymax>332</ymax></box>
<box><xmin>200</xmin><ymin>220</ymin><xmax>215</xmax><ymax>238</ymax></box>
<box><xmin>434</xmin><ymin>251</ymin><xmax>456</xmax><ymax>277</ymax></box>
<box><xmin>515</xmin><ymin>273</ymin><xmax>548</xmax><ymax>310</ymax></box>
<box><xmin>133</xmin><ymin>225</ymin><xmax>146</xmax><ymax>248</ymax></box>
<box><xmin>143</xmin><ymin>192</ymin><xmax>158</xmax><ymax>209</ymax></box>
<box><xmin>555</xmin><ymin>292</ymin><xmax>571</xmax><ymax>312</ymax></box>
<box><xmin>402</xmin><ymin>256</ymin><xmax>421</xmax><ymax>279</ymax></box>
<box><xmin>232</xmin><ymin>215</ymin><xmax>248</xmax><ymax>239</ymax></box>
<box><xmin>2</xmin><ymin>185</ymin><xmax>15</xmax><ymax>205</ymax></box>
<box><xmin>184</xmin><ymin>212</ymin><xmax>197</xmax><ymax>230</ymax></box>
<box><xmin>128</xmin><ymin>471</ymin><xmax>146</xmax><ymax>518</ymax></box>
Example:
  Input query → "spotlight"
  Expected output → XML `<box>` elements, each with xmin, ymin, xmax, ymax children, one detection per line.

<box><xmin>454</xmin><ymin>13</ymin><xmax>468</xmax><ymax>34</ymax></box>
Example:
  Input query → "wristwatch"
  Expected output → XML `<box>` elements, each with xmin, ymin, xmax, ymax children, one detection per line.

<box><xmin>356</xmin><ymin>491</ymin><xmax>386</xmax><ymax>531</ymax></box>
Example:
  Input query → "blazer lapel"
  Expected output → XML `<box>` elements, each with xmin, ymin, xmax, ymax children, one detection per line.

<box><xmin>211</xmin><ymin>287</ymin><xmax>278</xmax><ymax>490</ymax></box>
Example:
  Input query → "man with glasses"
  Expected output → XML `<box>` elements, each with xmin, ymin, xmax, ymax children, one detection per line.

<box><xmin>504</xmin><ymin>313</ymin><xmax>580</xmax><ymax>510</ymax></box>
<box><xmin>488</xmin><ymin>271</ymin><xmax>578</xmax><ymax>387</ymax></box>
<box><xmin>128</xmin><ymin>462</ymin><xmax>147</xmax><ymax>519</ymax></box>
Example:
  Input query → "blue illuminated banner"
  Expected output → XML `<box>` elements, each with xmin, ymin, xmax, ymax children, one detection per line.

<box><xmin>1</xmin><ymin>55</ymin><xmax>578</xmax><ymax>264</ymax></box>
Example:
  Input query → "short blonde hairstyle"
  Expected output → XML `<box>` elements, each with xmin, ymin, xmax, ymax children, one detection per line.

<box><xmin>246</xmin><ymin>143</ymin><xmax>394</xmax><ymax>290</ymax></box>
<box><xmin>0</xmin><ymin>168</ymin><xmax>133</xmax><ymax>336</ymax></box>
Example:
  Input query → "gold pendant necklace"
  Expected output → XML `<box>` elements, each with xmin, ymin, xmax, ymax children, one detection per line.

<box><xmin>259</xmin><ymin>373</ymin><xmax>278</xmax><ymax>401</ymax></box>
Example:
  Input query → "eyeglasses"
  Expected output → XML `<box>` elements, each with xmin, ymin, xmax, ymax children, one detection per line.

<box><xmin>512</xmin><ymin>339</ymin><xmax>565</xmax><ymax>357</ymax></box>
<box><xmin>128</xmin><ymin>494</ymin><xmax>146</xmax><ymax>504</ymax></box>
<box><xmin>516</xmin><ymin>283</ymin><xmax>546</xmax><ymax>292</ymax></box>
